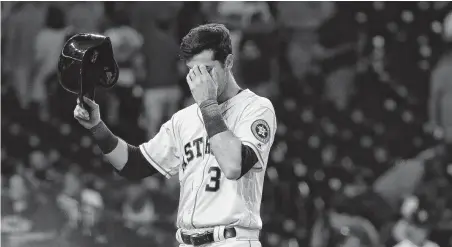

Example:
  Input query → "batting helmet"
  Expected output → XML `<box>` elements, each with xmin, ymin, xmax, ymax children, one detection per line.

<box><xmin>57</xmin><ymin>33</ymin><xmax>119</xmax><ymax>109</ymax></box>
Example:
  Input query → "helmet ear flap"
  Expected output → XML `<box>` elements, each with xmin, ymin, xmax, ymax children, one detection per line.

<box><xmin>95</xmin><ymin>37</ymin><xmax>119</xmax><ymax>89</ymax></box>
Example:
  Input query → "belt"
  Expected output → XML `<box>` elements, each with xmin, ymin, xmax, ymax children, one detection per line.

<box><xmin>181</xmin><ymin>227</ymin><xmax>236</xmax><ymax>246</ymax></box>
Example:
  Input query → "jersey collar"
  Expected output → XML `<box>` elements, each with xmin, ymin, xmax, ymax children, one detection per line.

<box><xmin>219</xmin><ymin>88</ymin><xmax>252</xmax><ymax>110</ymax></box>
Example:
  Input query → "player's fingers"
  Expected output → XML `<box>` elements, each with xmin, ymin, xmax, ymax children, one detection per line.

<box><xmin>186</xmin><ymin>73</ymin><xmax>191</xmax><ymax>84</ymax></box>
<box><xmin>211</xmin><ymin>67</ymin><xmax>218</xmax><ymax>88</ymax></box>
<box><xmin>198</xmin><ymin>64</ymin><xmax>210</xmax><ymax>79</ymax></box>
<box><xmin>74</xmin><ymin>108</ymin><xmax>88</xmax><ymax>121</ymax></box>
<box><xmin>188</xmin><ymin>69</ymin><xmax>196</xmax><ymax>82</ymax></box>
<box><xmin>82</xmin><ymin>96</ymin><xmax>98</xmax><ymax>109</ymax></box>
<box><xmin>206</xmin><ymin>66</ymin><xmax>213</xmax><ymax>75</ymax></box>
<box><xmin>74</xmin><ymin>110</ymin><xmax>88</xmax><ymax>120</ymax></box>
<box><xmin>75</xmin><ymin>105</ymin><xmax>90</xmax><ymax>119</ymax></box>
<box><xmin>199</xmin><ymin>64</ymin><xmax>208</xmax><ymax>75</ymax></box>
<box><xmin>75</xmin><ymin>104</ymin><xmax>88</xmax><ymax>115</ymax></box>
<box><xmin>199</xmin><ymin>65</ymin><xmax>210</xmax><ymax>80</ymax></box>
<box><xmin>74</xmin><ymin>112</ymin><xmax>84</xmax><ymax>121</ymax></box>
<box><xmin>186</xmin><ymin>74</ymin><xmax>194</xmax><ymax>89</ymax></box>
<box><xmin>75</xmin><ymin>115</ymin><xmax>89</xmax><ymax>122</ymax></box>
<box><xmin>74</xmin><ymin>105</ymin><xmax>81</xmax><ymax>117</ymax></box>
<box><xmin>192</xmin><ymin>65</ymin><xmax>202</xmax><ymax>77</ymax></box>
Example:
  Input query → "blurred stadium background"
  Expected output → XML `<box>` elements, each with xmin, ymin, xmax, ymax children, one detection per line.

<box><xmin>1</xmin><ymin>2</ymin><xmax>452</xmax><ymax>247</ymax></box>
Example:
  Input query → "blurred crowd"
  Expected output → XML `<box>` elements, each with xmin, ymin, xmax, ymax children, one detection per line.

<box><xmin>2</xmin><ymin>2</ymin><xmax>452</xmax><ymax>247</ymax></box>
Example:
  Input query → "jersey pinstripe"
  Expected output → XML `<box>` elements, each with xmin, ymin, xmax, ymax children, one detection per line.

<box><xmin>139</xmin><ymin>89</ymin><xmax>276</xmax><ymax>230</ymax></box>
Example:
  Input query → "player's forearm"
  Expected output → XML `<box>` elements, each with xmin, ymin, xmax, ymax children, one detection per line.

<box><xmin>200</xmin><ymin>100</ymin><xmax>242</xmax><ymax>179</ymax></box>
<box><xmin>210</xmin><ymin>131</ymin><xmax>242</xmax><ymax>179</ymax></box>
<box><xmin>89</xmin><ymin>121</ymin><xmax>125</xmax><ymax>170</ymax></box>
<box><xmin>89</xmin><ymin>121</ymin><xmax>157</xmax><ymax>179</ymax></box>
<box><xmin>104</xmin><ymin>138</ymin><xmax>129</xmax><ymax>170</ymax></box>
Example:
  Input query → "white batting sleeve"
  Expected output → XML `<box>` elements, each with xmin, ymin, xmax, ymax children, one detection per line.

<box><xmin>139</xmin><ymin>118</ymin><xmax>181</xmax><ymax>179</ymax></box>
<box><xmin>233</xmin><ymin>103</ymin><xmax>277</xmax><ymax>171</ymax></box>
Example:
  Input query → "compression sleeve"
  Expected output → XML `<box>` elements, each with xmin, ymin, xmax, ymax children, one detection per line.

<box><xmin>199</xmin><ymin>100</ymin><xmax>228</xmax><ymax>138</ymax></box>
<box><xmin>89</xmin><ymin>121</ymin><xmax>157</xmax><ymax>180</ymax></box>
<box><xmin>238</xmin><ymin>144</ymin><xmax>259</xmax><ymax>179</ymax></box>
<box><xmin>89</xmin><ymin>121</ymin><xmax>119</xmax><ymax>154</ymax></box>
<box><xmin>118</xmin><ymin>144</ymin><xmax>158</xmax><ymax>180</ymax></box>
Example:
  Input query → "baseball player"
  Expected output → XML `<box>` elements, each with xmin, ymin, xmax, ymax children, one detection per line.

<box><xmin>73</xmin><ymin>23</ymin><xmax>277</xmax><ymax>247</ymax></box>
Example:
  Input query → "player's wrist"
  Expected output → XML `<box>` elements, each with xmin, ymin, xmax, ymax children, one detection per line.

<box><xmin>88</xmin><ymin>119</ymin><xmax>102</xmax><ymax>130</ymax></box>
<box><xmin>199</xmin><ymin>99</ymin><xmax>218</xmax><ymax>108</ymax></box>
<box><xmin>199</xmin><ymin>100</ymin><xmax>228</xmax><ymax>138</ymax></box>
<box><xmin>88</xmin><ymin>120</ymin><xmax>103</xmax><ymax>131</ymax></box>
<box><xmin>89</xmin><ymin>121</ymin><xmax>119</xmax><ymax>154</ymax></box>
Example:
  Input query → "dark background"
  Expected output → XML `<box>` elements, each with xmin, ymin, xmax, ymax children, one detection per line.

<box><xmin>1</xmin><ymin>2</ymin><xmax>452</xmax><ymax>247</ymax></box>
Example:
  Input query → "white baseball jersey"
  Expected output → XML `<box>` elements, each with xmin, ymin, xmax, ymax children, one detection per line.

<box><xmin>139</xmin><ymin>89</ymin><xmax>276</xmax><ymax>230</ymax></box>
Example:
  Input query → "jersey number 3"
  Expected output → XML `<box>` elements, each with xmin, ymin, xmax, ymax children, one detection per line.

<box><xmin>205</xmin><ymin>167</ymin><xmax>221</xmax><ymax>192</ymax></box>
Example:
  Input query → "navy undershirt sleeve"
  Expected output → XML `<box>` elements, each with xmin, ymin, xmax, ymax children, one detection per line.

<box><xmin>238</xmin><ymin>144</ymin><xmax>259</xmax><ymax>179</ymax></box>
<box><xmin>117</xmin><ymin>144</ymin><xmax>158</xmax><ymax>180</ymax></box>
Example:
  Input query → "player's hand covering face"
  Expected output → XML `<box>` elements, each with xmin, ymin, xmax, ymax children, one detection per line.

<box><xmin>186</xmin><ymin>64</ymin><xmax>219</xmax><ymax>104</ymax></box>
<box><xmin>185</xmin><ymin>49</ymin><xmax>231</xmax><ymax>103</ymax></box>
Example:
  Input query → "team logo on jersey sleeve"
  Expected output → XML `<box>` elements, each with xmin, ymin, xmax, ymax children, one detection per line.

<box><xmin>251</xmin><ymin>119</ymin><xmax>270</xmax><ymax>144</ymax></box>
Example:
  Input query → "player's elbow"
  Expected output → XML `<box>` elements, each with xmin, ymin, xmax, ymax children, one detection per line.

<box><xmin>224</xmin><ymin>148</ymin><xmax>242</xmax><ymax>180</ymax></box>
<box><xmin>118</xmin><ymin>165</ymin><xmax>155</xmax><ymax>180</ymax></box>
<box><xmin>223</xmin><ymin>166</ymin><xmax>241</xmax><ymax>180</ymax></box>
<box><xmin>217</xmin><ymin>154</ymin><xmax>241</xmax><ymax>180</ymax></box>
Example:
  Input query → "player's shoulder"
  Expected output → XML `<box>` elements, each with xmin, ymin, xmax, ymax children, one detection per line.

<box><xmin>245</xmin><ymin>90</ymin><xmax>275</xmax><ymax>113</ymax></box>
<box><xmin>170</xmin><ymin>103</ymin><xmax>199</xmax><ymax>124</ymax></box>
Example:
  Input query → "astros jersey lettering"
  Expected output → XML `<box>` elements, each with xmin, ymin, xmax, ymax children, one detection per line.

<box><xmin>139</xmin><ymin>89</ymin><xmax>276</xmax><ymax>231</ymax></box>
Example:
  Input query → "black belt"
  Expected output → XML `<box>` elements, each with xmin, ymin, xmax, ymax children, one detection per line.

<box><xmin>181</xmin><ymin>227</ymin><xmax>236</xmax><ymax>246</ymax></box>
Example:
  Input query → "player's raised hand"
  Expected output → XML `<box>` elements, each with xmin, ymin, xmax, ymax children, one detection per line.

<box><xmin>186</xmin><ymin>65</ymin><xmax>218</xmax><ymax>104</ymax></box>
<box><xmin>73</xmin><ymin>97</ymin><xmax>101</xmax><ymax>129</ymax></box>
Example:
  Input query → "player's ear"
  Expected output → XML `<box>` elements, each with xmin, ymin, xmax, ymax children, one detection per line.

<box><xmin>224</xmin><ymin>54</ymin><xmax>234</xmax><ymax>70</ymax></box>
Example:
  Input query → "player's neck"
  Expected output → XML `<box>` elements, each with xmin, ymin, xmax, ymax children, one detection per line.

<box><xmin>217</xmin><ymin>73</ymin><xmax>241</xmax><ymax>104</ymax></box>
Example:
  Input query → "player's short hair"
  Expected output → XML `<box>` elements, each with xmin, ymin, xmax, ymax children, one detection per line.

<box><xmin>179</xmin><ymin>23</ymin><xmax>232</xmax><ymax>64</ymax></box>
